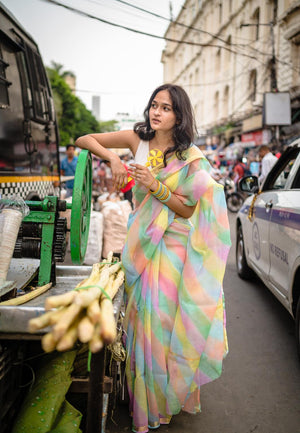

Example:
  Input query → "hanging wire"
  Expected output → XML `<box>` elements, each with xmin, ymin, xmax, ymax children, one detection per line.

<box><xmin>39</xmin><ymin>0</ymin><xmax>269</xmax><ymax>62</ymax></box>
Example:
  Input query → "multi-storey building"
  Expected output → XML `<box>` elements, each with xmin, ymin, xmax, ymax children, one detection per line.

<box><xmin>162</xmin><ymin>0</ymin><xmax>300</xmax><ymax>150</ymax></box>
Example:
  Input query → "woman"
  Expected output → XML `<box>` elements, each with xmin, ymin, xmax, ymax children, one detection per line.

<box><xmin>76</xmin><ymin>84</ymin><xmax>231</xmax><ymax>432</ymax></box>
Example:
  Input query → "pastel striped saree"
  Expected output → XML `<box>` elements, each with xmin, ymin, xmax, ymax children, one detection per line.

<box><xmin>122</xmin><ymin>144</ymin><xmax>231</xmax><ymax>432</ymax></box>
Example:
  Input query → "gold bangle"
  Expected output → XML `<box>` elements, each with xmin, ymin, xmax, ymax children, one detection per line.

<box><xmin>160</xmin><ymin>189</ymin><xmax>171</xmax><ymax>203</ymax></box>
<box><xmin>156</xmin><ymin>184</ymin><xmax>167</xmax><ymax>199</ymax></box>
<box><xmin>159</xmin><ymin>187</ymin><xmax>170</xmax><ymax>201</ymax></box>
<box><xmin>151</xmin><ymin>181</ymin><xmax>162</xmax><ymax>195</ymax></box>
<box><xmin>148</xmin><ymin>178</ymin><xmax>157</xmax><ymax>190</ymax></box>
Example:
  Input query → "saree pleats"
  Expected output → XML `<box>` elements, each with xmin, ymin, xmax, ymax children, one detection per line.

<box><xmin>122</xmin><ymin>145</ymin><xmax>231</xmax><ymax>432</ymax></box>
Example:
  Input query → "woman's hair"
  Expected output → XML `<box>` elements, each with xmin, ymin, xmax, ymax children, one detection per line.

<box><xmin>134</xmin><ymin>84</ymin><xmax>197</xmax><ymax>164</ymax></box>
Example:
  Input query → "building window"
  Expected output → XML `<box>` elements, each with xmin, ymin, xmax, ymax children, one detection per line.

<box><xmin>195</xmin><ymin>67</ymin><xmax>199</xmax><ymax>87</ymax></box>
<box><xmin>215</xmin><ymin>49</ymin><xmax>221</xmax><ymax>77</ymax></box>
<box><xmin>25</xmin><ymin>44</ymin><xmax>51</xmax><ymax>123</ymax></box>
<box><xmin>224</xmin><ymin>85</ymin><xmax>229</xmax><ymax>118</ymax></box>
<box><xmin>219</xmin><ymin>1</ymin><xmax>223</xmax><ymax>24</ymax></box>
<box><xmin>249</xmin><ymin>69</ymin><xmax>257</xmax><ymax>102</ymax></box>
<box><xmin>252</xmin><ymin>8</ymin><xmax>260</xmax><ymax>41</ymax></box>
<box><xmin>224</xmin><ymin>35</ymin><xmax>231</xmax><ymax>67</ymax></box>
<box><xmin>291</xmin><ymin>39</ymin><xmax>300</xmax><ymax>87</ymax></box>
<box><xmin>214</xmin><ymin>91</ymin><xmax>219</xmax><ymax>119</ymax></box>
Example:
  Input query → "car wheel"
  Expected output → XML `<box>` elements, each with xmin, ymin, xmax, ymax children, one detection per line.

<box><xmin>236</xmin><ymin>225</ymin><xmax>253</xmax><ymax>279</ymax></box>
<box><xmin>296</xmin><ymin>297</ymin><xmax>300</xmax><ymax>361</ymax></box>
<box><xmin>227</xmin><ymin>193</ymin><xmax>244</xmax><ymax>213</ymax></box>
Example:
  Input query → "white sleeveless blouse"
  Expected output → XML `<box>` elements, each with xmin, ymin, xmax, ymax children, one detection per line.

<box><xmin>134</xmin><ymin>140</ymin><xmax>149</xmax><ymax>165</ymax></box>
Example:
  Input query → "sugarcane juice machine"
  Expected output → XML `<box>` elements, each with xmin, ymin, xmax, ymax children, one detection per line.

<box><xmin>0</xmin><ymin>149</ymin><xmax>92</xmax><ymax>298</ymax></box>
<box><xmin>0</xmin><ymin>149</ymin><xmax>124</xmax><ymax>433</ymax></box>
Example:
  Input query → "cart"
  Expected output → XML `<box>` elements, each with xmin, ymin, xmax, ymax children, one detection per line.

<box><xmin>0</xmin><ymin>150</ymin><xmax>125</xmax><ymax>432</ymax></box>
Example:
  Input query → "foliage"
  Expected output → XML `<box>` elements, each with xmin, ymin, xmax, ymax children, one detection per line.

<box><xmin>212</xmin><ymin>122</ymin><xmax>235</xmax><ymax>136</ymax></box>
<box><xmin>46</xmin><ymin>65</ymin><xmax>100</xmax><ymax>146</ymax></box>
<box><xmin>99</xmin><ymin>120</ymin><xmax>119</xmax><ymax>132</ymax></box>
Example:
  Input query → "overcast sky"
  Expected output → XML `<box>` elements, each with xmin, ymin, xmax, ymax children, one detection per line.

<box><xmin>2</xmin><ymin>0</ymin><xmax>184</xmax><ymax>120</ymax></box>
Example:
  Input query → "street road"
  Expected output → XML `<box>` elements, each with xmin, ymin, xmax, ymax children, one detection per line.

<box><xmin>106</xmin><ymin>212</ymin><xmax>300</xmax><ymax>433</ymax></box>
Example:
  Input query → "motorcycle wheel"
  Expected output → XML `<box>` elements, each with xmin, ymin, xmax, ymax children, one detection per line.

<box><xmin>226</xmin><ymin>192</ymin><xmax>244</xmax><ymax>213</ymax></box>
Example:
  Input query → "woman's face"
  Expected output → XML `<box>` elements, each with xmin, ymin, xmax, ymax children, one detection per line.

<box><xmin>149</xmin><ymin>90</ymin><xmax>177</xmax><ymax>133</ymax></box>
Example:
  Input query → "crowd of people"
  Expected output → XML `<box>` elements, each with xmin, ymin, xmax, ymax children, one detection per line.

<box><xmin>60</xmin><ymin>141</ymin><xmax>281</xmax><ymax>209</ymax></box>
<box><xmin>208</xmin><ymin>144</ymin><xmax>280</xmax><ymax>189</ymax></box>
<box><xmin>92</xmin><ymin>153</ymin><xmax>135</xmax><ymax>208</ymax></box>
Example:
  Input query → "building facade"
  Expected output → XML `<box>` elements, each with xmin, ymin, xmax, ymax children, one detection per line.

<box><xmin>162</xmin><ymin>0</ymin><xmax>300</xmax><ymax>150</ymax></box>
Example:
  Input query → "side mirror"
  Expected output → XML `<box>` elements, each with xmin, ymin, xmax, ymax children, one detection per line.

<box><xmin>239</xmin><ymin>176</ymin><xmax>259</xmax><ymax>194</ymax></box>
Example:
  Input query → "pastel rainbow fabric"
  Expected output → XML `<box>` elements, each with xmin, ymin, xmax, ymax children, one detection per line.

<box><xmin>122</xmin><ymin>144</ymin><xmax>231</xmax><ymax>432</ymax></box>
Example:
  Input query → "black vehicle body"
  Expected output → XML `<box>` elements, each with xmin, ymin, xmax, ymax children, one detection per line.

<box><xmin>0</xmin><ymin>2</ymin><xmax>60</xmax><ymax>200</ymax></box>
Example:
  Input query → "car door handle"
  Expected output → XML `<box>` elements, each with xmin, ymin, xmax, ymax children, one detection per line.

<box><xmin>265</xmin><ymin>201</ymin><xmax>273</xmax><ymax>211</ymax></box>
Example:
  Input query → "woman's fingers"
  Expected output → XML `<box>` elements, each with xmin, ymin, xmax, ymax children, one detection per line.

<box><xmin>129</xmin><ymin>164</ymin><xmax>154</xmax><ymax>187</ymax></box>
<box><xmin>110</xmin><ymin>159</ymin><xmax>128</xmax><ymax>189</ymax></box>
<box><xmin>113</xmin><ymin>172</ymin><xmax>127</xmax><ymax>189</ymax></box>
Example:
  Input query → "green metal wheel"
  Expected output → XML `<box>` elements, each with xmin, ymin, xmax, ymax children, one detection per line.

<box><xmin>70</xmin><ymin>149</ymin><xmax>92</xmax><ymax>264</ymax></box>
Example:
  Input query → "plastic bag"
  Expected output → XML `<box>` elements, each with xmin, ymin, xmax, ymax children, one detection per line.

<box><xmin>0</xmin><ymin>196</ymin><xmax>30</xmax><ymax>283</ymax></box>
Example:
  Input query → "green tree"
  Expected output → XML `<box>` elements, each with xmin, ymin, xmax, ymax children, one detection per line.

<box><xmin>46</xmin><ymin>65</ymin><xmax>101</xmax><ymax>146</ymax></box>
<box><xmin>99</xmin><ymin>120</ymin><xmax>119</xmax><ymax>132</ymax></box>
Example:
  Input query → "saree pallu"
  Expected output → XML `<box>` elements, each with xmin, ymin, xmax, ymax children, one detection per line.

<box><xmin>122</xmin><ymin>145</ymin><xmax>231</xmax><ymax>432</ymax></box>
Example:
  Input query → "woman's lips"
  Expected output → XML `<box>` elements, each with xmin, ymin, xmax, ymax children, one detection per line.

<box><xmin>151</xmin><ymin>118</ymin><xmax>160</xmax><ymax>125</ymax></box>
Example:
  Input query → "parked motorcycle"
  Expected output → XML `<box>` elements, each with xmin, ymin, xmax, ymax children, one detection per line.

<box><xmin>220</xmin><ymin>176</ymin><xmax>245</xmax><ymax>213</ymax></box>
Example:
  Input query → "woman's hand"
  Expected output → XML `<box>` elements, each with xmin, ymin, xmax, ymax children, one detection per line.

<box><xmin>110</xmin><ymin>156</ymin><xmax>128</xmax><ymax>190</ymax></box>
<box><xmin>129</xmin><ymin>163</ymin><xmax>157</xmax><ymax>190</ymax></box>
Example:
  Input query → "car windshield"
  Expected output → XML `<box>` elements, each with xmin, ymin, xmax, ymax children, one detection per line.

<box><xmin>271</xmin><ymin>158</ymin><xmax>296</xmax><ymax>189</ymax></box>
<box><xmin>264</xmin><ymin>147</ymin><xmax>300</xmax><ymax>191</ymax></box>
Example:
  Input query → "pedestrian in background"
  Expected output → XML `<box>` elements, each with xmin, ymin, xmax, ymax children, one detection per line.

<box><xmin>75</xmin><ymin>83</ymin><xmax>231</xmax><ymax>433</ymax></box>
<box><xmin>102</xmin><ymin>159</ymin><xmax>135</xmax><ymax>207</ymax></box>
<box><xmin>233</xmin><ymin>156</ymin><xmax>246</xmax><ymax>182</ymax></box>
<box><xmin>258</xmin><ymin>145</ymin><xmax>278</xmax><ymax>184</ymax></box>
<box><xmin>60</xmin><ymin>144</ymin><xmax>78</xmax><ymax>198</ymax></box>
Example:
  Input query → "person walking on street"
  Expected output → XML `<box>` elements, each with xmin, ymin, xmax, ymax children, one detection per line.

<box><xmin>75</xmin><ymin>84</ymin><xmax>231</xmax><ymax>433</ymax></box>
<box><xmin>60</xmin><ymin>144</ymin><xmax>78</xmax><ymax>198</ymax></box>
<box><xmin>233</xmin><ymin>156</ymin><xmax>246</xmax><ymax>182</ymax></box>
<box><xmin>258</xmin><ymin>145</ymin><xmax>278</xmax><ymax>185</ymax></box>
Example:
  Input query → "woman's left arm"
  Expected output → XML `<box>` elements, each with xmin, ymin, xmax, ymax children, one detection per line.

<box><xmin>160</xmin><ymin>190</ymin><xmax>196</xmax><ymax>218</ymax></box>
<box><xmin>129</xmin><ymin>163</ymin><xmax>196</xmax><ymax>219</ymax></box>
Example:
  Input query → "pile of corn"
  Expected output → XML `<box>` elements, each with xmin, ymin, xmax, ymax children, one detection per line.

<box><xmin>28</xmin><ymin>252</ymin><xmax>124</xmax><ymax>353</ymax></box>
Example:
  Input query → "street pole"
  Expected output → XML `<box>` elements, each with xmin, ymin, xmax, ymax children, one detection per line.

<box><xmin>269</xmin><ymin>21</ymin><xmax>278</xmax><ymax>92</ymax></box>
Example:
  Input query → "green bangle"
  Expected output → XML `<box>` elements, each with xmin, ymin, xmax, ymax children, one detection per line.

<box><xmin>156</xmin><ymin>184</ymin><xmax>167</xmax><ymax>199</ymax></box>
<box><xmin>151</xmin><ymin>181</ymin><xmax>162</xmax><ymax>196</ymax></box>
<box><xmin>160</xmin><ymin>188</ymin><xmax>171</xmax><ymax>203</ymax></box>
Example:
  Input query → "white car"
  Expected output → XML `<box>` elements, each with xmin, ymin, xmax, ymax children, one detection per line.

<box><xmin>236</xmin><ymin>138</ymin><xmax>300</xmax><ymax>358</ymax></box>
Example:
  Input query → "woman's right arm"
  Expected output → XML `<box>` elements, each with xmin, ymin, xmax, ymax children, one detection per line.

<box><xmin>75</xmin><ymin>130</ymin><xmax>139</xmax><ymax>190</ymax></box>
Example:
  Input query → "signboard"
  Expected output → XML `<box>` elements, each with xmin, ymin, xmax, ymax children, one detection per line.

<box><xmin>241</xmin><ymin>129</ymin><xmax>271</xmax><ymax>146</ymax></box>
<box><xmin>263</xmin><ymin>92</ymin><xmax>291</xmax><ymax>126</ymax></box>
